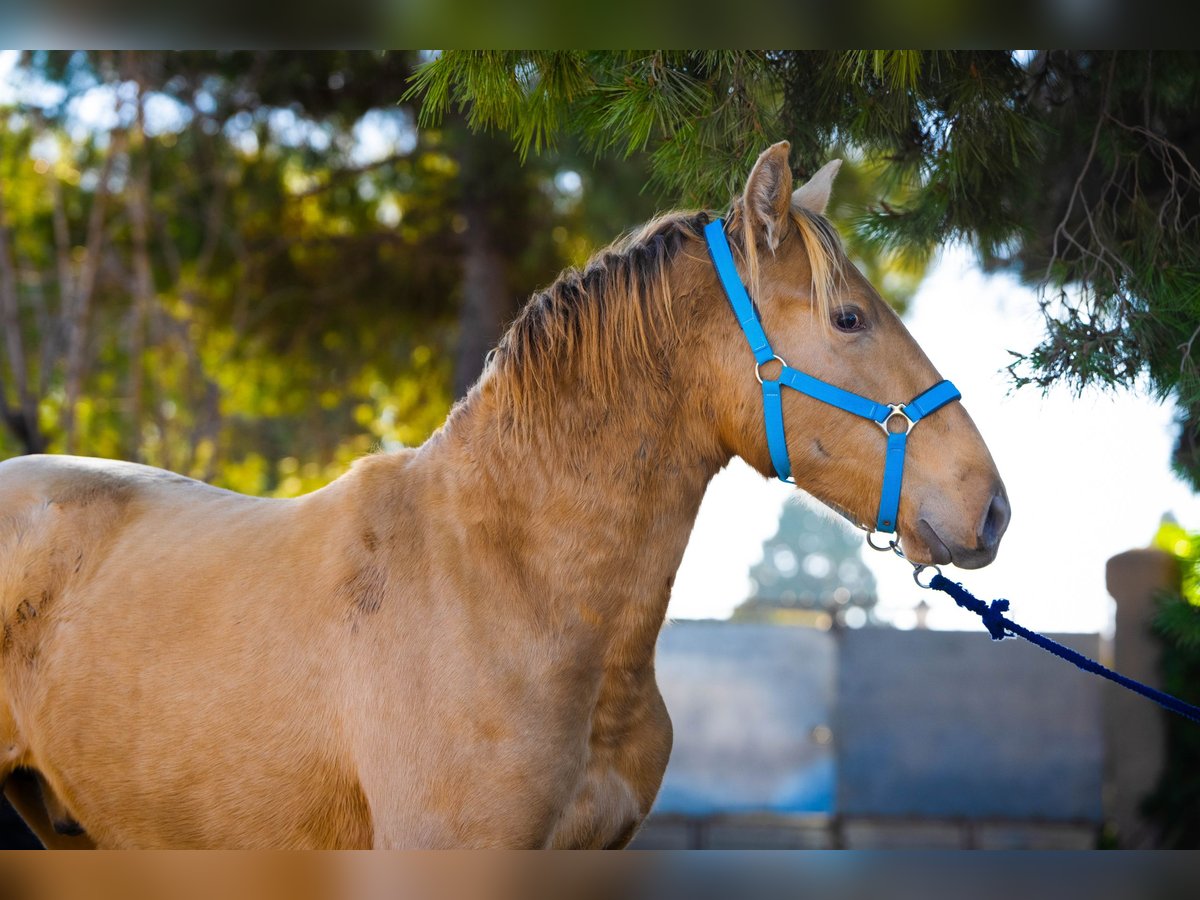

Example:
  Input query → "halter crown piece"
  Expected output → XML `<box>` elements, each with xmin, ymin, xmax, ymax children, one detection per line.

<box><xmin>704</xmin><ymin>218</ymin><xmax>960</xmax><ymax>535</ymax></box>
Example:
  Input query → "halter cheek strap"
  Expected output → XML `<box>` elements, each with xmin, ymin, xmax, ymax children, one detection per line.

<box><xmin>704</xmin><ymin>218</ymin><xmax>960</xmax><ymax>534</ymax></box>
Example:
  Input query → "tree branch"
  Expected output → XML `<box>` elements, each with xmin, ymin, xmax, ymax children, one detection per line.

<box><xmin>292</xmin><ymin>152</ymin><xmax>408</xmax><ymax>198</ymax></box>
<box><xmin>1046</xmin><ymin>53</ymin><xmax>1116</xmax><ymax>286</ymax></box>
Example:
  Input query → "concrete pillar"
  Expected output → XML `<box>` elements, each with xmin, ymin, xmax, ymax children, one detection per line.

<box><xmin>1105</xmin><ymin>548</ymin><xmax>1179</xmax><ymax>848</ymax></box>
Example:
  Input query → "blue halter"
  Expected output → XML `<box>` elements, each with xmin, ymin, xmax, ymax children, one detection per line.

<box><xmin>704</xmin><ymin>218</ymin><xmax>960</xmax><ymax>534</ymax></box>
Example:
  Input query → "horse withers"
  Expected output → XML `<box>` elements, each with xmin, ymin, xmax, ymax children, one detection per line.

<box><xmin>0</xmin><ymin>142</ymin><xmax>1008</xmax><ymax>848</ymax></box>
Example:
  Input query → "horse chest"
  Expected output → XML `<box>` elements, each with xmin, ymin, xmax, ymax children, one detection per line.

<box><xmin>546</xmin><ymin>671</ymin><xmax>674</xmax><ymax>848</ymax></box>
<box><xmin>355</xmin><ymin>654</ymin><xmax>671</xmax><ymax>848</ymax></box>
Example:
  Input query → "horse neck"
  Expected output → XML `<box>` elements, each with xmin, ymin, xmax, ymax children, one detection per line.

<box><xmin>422</xmin><ymin>298</ymin><xmax>727</xmax><ymax>667</ymax></box>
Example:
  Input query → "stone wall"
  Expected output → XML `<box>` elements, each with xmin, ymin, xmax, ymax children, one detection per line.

<box><xmin>836</xmin><ymin>628</ymin><xmax>1104</xmax><ymax>822</ymax></box>
<box><xmin>635</xmin><ymin>619</ymin><xmax>1108</xmax><ymax>849</ymax></box>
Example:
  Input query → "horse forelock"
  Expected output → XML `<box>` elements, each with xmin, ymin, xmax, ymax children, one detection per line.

<box><xmin>488</xmin><ymin>203</ymin><xmax>846</xmax><ymax>427</ymax></box>
<box><xmin>725</xmin><ymin>199</ymin><xmax>846</xmax><ymax>330</ymax></box>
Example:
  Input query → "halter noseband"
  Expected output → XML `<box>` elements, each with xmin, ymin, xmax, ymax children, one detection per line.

<box><xmin>704</xmin><ymin>218</ymin><xmax>960</xmax><ymax>535</ymax></box>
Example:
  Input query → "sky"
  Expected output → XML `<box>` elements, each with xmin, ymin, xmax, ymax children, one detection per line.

<box><xmin>668</xmin><ymin>245</ymin><xmax>1200</xmax><ymax>635</ymax></box>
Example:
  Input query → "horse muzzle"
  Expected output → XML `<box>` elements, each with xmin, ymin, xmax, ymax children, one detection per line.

<box><xmin>915</xmin><ymin>487</ymin><xmax>1010</xmax><ymax>569</ymax></box>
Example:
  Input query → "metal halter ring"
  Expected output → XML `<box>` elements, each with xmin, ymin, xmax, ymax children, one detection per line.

<box><xmin>877</xmin><ymin>404</ymin><xmax>915</xmax><ymax>436</ymax></box>
<box><xmin>912</xmin><ymin>564</ymin><xmax>942</xmax><ymax>589</ymax></box>
<box><xmin>865</xmin><ymin>531</ymin><xmax>893</xmax><ymax>552</ymax></box>
<box><xmin>865</xmin><ymin>532</ymin><xmax>906</xmax><ymax>559</ymax></box>
<box><xmin>754</xmin><ymin>355</ymin><xmax>788</xmax><ymax>385</ymax></box>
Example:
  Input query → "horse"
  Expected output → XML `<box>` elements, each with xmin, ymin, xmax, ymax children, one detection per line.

<box><xmin>0</xmin><ymin>141</ymin><xmax>1008</xmax><ymax>848</ymax></box>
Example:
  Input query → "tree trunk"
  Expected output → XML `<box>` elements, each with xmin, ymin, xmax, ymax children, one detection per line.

<box><xmin>125</xmin><ymin>90</ymin><xmax>155</xmax><ymax>462</ymax></box>
<box><xmin>0</xmin><ymin>176</ymin><xmax>45</xmax><ymax>454</ymax></box>
<box><xmin>61</xmin><ymin>129</ymin><xmax>124</xmax><ymax>454</ymax></box>
<box><xmin>455</xmin><ymin>197</ymin><xmax>510</xmax><ymax>398</ymax></box>
<box><xmin>451</xmin><ymin>126</ymin><xmax>528</xmax><ymax>399</ymax></box>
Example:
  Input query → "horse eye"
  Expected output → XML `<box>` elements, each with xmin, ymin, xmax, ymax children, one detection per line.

<box><xmin>833</xmin><ymin>307</ymin><xmax>865</xmax><ymax>332</ymax></box>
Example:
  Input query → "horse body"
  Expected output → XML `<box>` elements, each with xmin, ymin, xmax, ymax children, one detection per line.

<box><xmin>0</xmin><ymin>402</ymin><xmax>694</xmax><ymax>848</ymax></box>
<box><xmin>0</xmin><ymin>143</ymin><xmax>1008</xmax><ymax>847</ymax></box>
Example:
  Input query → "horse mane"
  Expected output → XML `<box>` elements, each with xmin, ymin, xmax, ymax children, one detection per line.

<box><xmin>488</xmin><ymin>202</ymin><xmax>844</xmax><ymax>425</ymax></box>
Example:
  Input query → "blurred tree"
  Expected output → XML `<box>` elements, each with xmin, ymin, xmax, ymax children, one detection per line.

<box><xmin>411</xmin><ymin>50</ymin><xmax>1200</xmax><ymax>489</ymax></box>
<box><xmin>732</xmin><ymin>501</ymin><xmax>877</xmax><ymax>627</ymax></box>
<box><xmin>0</xmin><ymin>51</ymin><xmax>654</xmax><ymax>495</ymax></box>
<box><xmin>0</xmin><ymin>50</ymin><xmax>454</xmax><ymax>488</ymax></box>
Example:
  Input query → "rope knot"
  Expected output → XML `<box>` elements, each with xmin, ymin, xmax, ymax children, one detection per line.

<box><xmin>980</xmin><ymin>598</ymin><xmax>1011</xmax><ymax>641</ymax></box>
<box><xmin>929</xmin><ymin>574</ymin><xmax>1010</xmax><ymax>640</ymax></box>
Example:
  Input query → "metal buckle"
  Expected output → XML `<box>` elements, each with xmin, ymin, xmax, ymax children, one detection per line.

<box><xmin>877</xmin><ymin>404</ymin><xmax>915</xmax><ymax>436</ymax></box>
<box><xmin>754</xmin><ymin>355</ymin><xmax>788</xmax><ymax>385</ymax></box>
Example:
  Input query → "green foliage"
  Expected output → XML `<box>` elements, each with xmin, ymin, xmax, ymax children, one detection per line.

<box><xmin>840</xmin><ymin>51</ymin><xmax>926</xmax><ymax>91</ymax></box>
<box><xmin>411</xmin><ymin>51</ymin><xmax>788</xmax><ymax>207</ymax></box>
<box><xmin>1144</xmin><ymin>519</ymin><xmax>1200</xmax><ymax>846</ymax></box>
<box><xmin>411</xmin><ymin>51</ymin><xmax>929</xmax><ymax>309</ymax></box>
<box><xmin>0</xmin><ymin>52</ymin><xmax>455</xmax><ymax>493</ymax></box>
<box><xmin>411</xmin><ymin>50</ymin><xmax>1200</xmax><ymax>487</ymax></box>
<box><xmin>1002</xmin><ymin>53</ymin><xmax>1200</xmax><ymax>491</ymax></box>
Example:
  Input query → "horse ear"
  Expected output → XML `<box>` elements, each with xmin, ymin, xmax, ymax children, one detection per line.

<box><xmin>791</xmin><ymin>159</ymin><xmax>842</xmax><ymax>216</ymax></box>
<box><xmin>742</xmin><ymin>141</ymin><xmax>793</xmax><ymax>249</ymax></box>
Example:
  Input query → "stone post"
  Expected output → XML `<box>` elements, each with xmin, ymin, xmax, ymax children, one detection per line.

<box><xmin>1105</xmin><ymin>548</ymin><xmax>1180</xmax><ymax>848</ymax></box>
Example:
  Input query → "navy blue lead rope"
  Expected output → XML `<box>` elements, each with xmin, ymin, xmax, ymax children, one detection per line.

<box><xmin>930</xmin><ymin>573</ymin><xmax>1200</xmax><ymax>725</ymax></box>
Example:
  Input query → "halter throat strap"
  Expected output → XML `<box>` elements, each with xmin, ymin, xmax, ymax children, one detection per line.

<box><xmin>704</xmin><ymin>217</ymin><xmax>960</xmax><ymax>534</ymax></box>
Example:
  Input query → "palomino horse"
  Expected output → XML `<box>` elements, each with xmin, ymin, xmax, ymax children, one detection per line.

<box><xmin>0</xmin><ymin>142</ymin><xmax>1008</xmax><ymax>848</ymax></box>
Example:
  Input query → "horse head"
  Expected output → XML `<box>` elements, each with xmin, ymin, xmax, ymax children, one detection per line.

<box><xmin>700</xmin><ymin>142</ymin><xmax>1009</xmax><ymax>568</ymax></box>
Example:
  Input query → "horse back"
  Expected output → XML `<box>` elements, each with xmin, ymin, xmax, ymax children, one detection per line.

<box><xmin>0</xmin><ymin>455</ymin><xmax>243</xmax><ymax>665</ymax></box>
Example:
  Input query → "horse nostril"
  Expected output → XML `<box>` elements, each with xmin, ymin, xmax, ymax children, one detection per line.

<box><xmin>979</xmin><ymin>491</ymin><xmax>1011</xmax><ymax>550</ymax></box>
